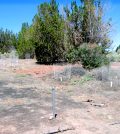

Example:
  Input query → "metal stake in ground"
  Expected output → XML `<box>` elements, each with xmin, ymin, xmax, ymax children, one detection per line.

<box><xmin>49</xmin><ymin>88</ymin><xmax>57</xmax><ymax>120</ymax></box>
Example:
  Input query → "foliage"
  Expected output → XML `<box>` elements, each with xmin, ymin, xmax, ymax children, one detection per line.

<box><xmin>63</xmin><ymin>0</ymin><xmax>111</xmax><ymax>70</ymax></box>
<box><xmin>79</xmin><ymin>45</ymin><xmax>109</xmax><ymax>70</ymax></box>
<box><xmin>66</xmin><ymin>43</ymin><xmax>109</xmax><ymax>70</ymax></box>
<box><xmin>33</xmin><ymin>0</ymin><xmax>65</xmax><ymax>63</ymax></box>
<box><xmin>107</xmin><ymin>52</ymin><xmax>120</xmax><ymax>62</ymax></box>
<box><xmin>65</xmin><ymin>47</ymin><xmax>80</xmax><ymax>63</ymax></box>
<box><xmin>0</xmin><ymin>28</ymin><xmax>17</xmax><ymax>53</ymax></box>
<box><xmin>64</xmin><ymin>1</ymin><xmax>83</xmax><ymax>47</ymax></box>
<box><xmin>116</xmin><ymin>44</ymin><xmax>120</xmax><ymax>54</ymax></box>
<box><xmin>17</xmin><ymin>23</ymin><xmax>35</xmax><ymax>59</ymax></box>
<box><xmin>64</xmin><ymin>0</ymin><xmax>111</xmax><ymax>52</ymax></box>
<box><xmin>0</xmin><ymin>0</ymin><xmax>112</xmax><ymax>67</ymax></box>
<box><xmin>80</xmin><ymin>74</ymin><xmax>94</xmax><ymax>84</ymax></box>
<box><xmin>71</xmin><ymin>74</ymin><xmax>94</xmax><ymax>85</ymax></box>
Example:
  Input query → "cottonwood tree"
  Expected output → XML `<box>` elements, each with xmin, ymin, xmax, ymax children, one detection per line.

<box><xmin>64</xmin><ymin>0</ymin><xmax>111</xmax><ymax>69</ymax></box>
<box><xmin>64</xmin><ymin>0</ymin><xmax>111</xmax><ymax>52</ymax></box>
<box><xmin>64</xmin><ymin>1</ymin><xmax>83</xmax><ymax>48</ymax></box>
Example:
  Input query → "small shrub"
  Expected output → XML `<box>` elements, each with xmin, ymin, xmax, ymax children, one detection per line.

<box><xmin>65</xmin><ymin>48</ymin><xmax>80</xmax><ymax>63</ymax></box>
<box><xmin>66</xmin><ymin>44</ymin><xmax>109</xmax><ymax>70</ymax></box>
<box><xmin>107</xmin><ymin>53</ymin><xmax>120</xmax><ymax>62</ymax></box>
<box><xmin>80</xmin><ymin>74</ymin><xmax>94</xmax><ymax>84</ymax></box>
<box><xmin>70</xmin><ymin>74</ymin><xmax>94</xmax><ymax>85</ymax></box>
<box><xmin>80</xmin><ymin>46</ymin><xmax>109</xmax><ymax>70</ymax></box>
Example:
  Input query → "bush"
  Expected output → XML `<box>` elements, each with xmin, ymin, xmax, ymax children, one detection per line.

<box><xmin>79</xmin><ymin>46</ymin><xmax>109</xmax><ymax>70</ymax></box>
<box><xmin>35</xmin><ymin>45</ymin><xmax>53</xmax><ymax>63</ymax></box>
<box><xmin>107</xmin><ymin>52</ymin><xmax>120</xmax><ymax>62</ymax></box>
<box><xmin>65</xmin><ymin>48</ymin><xmax>80</xmax><ymax>63</ymax></box>
<box><xmin>66</xmin><ymin>44</ymin><xmax>109</xmax><ymax>70</ymax></box>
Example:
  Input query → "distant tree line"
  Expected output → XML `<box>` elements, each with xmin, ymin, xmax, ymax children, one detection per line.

<box><xmin>0</xmin><ymin>0</ymin><xmax>112</xmax><ymax>69</ymax></box>
<box><xmin>0</xmin><ymin>28</ymin><xmax>17</xmax><ymax>53</ymax></box>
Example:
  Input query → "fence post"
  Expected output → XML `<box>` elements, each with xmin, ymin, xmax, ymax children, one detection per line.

<box><xmin>51</xmin><ymin>88</ymin><xmax>57</xmax><ymax>119</ymax></box>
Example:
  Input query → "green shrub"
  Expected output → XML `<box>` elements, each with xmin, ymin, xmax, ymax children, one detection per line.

<box><xmin>65</xmin><ymin>48</ymin><xmax>80</xmax><ymax>63</ymax></box>
<box><xmin>107</xmin><ymin>53</ymin><xmax>120</xmax><ymax>62</ymax></box>
<box><xmin>80</xmin><ymin>46</ymin><xmax>109</xmax><ymax>70</ymax></box>
<box><xmin>66</xmin><ymin>44</ymin><xmax>109</xmax><ymax>70</ymax></box>
<box><xmin>35</xmin><ymin>45</ymin><xmax>53</xmax><ymax>63</ymax></box>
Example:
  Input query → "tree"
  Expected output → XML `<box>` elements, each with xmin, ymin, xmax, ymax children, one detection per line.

<box><xmin>64</xmin><ymin>0</ymin><xmax>111</xmax><ymax>52</ymax></box>
<box><xmin>64</xmin><ymin>0</ymin><xmax>111</xmax><ymax>69</ymax></box>
<box><xmin>33</xmin><ymin>0</ymin><xmax>65</xmax><ymax>63</ymax></box>
<box><xmin>17</xmin><ymin>23</ymin><xmax>35</xmax><ymax>58</ymax></box>
<box><xmin>116</xmin><ymin>44</ymin><xmax>120</xmax><ymax>54</ymax></box>
<box><xmin>0</xmin><ymin>28</ymin><xmax>17</xmax><ymax>53</ymax></box>
<box><xmin>64</xmin><ymin>1</ymin><xmax>83</xmax><ymax>48</ymax></box>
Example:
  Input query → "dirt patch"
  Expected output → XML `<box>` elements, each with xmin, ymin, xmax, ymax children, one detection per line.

<box><xmin>0</xmin><ymin>59</ymin><xmax>120</xmax><ymax>134</ymax></box>
<box><xmin>15</xmin><ymin>65</ymin><xmax>67</xmax><ymax>77</ymax></box>
<box><xmin>111</xmin><ymin>62</ymin><xmax>120</xmax><ymax>69</ymax></box>
<box><xmin>0</xmin><ymin>98</ymin><xmax>25</xmax><ymax>105</ymax></box>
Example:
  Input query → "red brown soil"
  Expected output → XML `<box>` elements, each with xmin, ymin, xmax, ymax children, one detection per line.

<box><xmin>15</xmin><ymin>61</ymin><xmax>120</xmax><ymax>77</ymax></box>
<box><xmin>111</xmin><ymin>62</ymin><xmax>120</xmax><ymax>69</ymax></box>
<box><xmin>16</xmin><ymin>66</ymin><xmax>65</xmax><ymax>77</ymax></box>
<box><xmin>15</xmin><ymin>60</ymin><xmax>78</xmax><ymax>77</ymax></box>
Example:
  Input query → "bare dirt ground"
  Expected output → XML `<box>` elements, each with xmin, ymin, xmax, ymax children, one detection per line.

<box><xmin>0</xmin><ymin>59</ymin><xmax>120</xmax><ymax>134</ymax></box>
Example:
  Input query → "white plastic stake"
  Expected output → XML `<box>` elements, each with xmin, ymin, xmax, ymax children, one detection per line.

<box><xmin>110</xmin><ymin>81</ymin><xmax>113</xmax><ymax>87</ymax></box>
<box><xmin>60</xmin><ymin>77</ymin><xmax>63</xmax><ymax>82</ymax></box>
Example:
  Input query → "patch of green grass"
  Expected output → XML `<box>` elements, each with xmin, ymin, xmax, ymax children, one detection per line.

<box><xmin>15</xmin><ymin>74</ymin><xmax>28</xmax><ymax>78</ymax></box>
<box><xmin>70</xmin><ymin>74</ymin><xmax>94</xmax><ymax>85</ymax></box>
<box><xmin>80</xmin><ymin>74</ymin><xmax>94</xmax><ymax>84</ymax></box>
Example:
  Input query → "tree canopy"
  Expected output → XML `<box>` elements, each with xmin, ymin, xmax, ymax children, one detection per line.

<box><xmin>0</xmin><ymin>28</ymin><xmax>17</xmax><ymax>53</ymax></box>
<box><xmin>33</xmin><ymin>0</ymin><xmax>65</xmax><ymax>63</ymax></box>
<box><xmin>0</xmin><ymin>0</ymin><xmax>112</xmax><ymax>69</ymax></box>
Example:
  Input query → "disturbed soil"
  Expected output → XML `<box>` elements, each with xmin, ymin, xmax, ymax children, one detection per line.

<box><xmin>0</xmin><ymin>59</ymin><xmax>120</xmax><ymax>134</ymax></box>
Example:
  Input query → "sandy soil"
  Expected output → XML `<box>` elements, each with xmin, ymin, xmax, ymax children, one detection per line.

<box><xmin>0</xmin><ymin>59</ymin><xmax>120</xmax><ymax>134</ymax></box>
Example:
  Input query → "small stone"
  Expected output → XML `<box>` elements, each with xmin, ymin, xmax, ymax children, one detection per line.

<box><xmin>49</xmin><ymin>115</ymin><xmax>54</xmax><ymax>120</ymax></box>
<box><xmin>30</xmin><ymin>109</ymin><xmax>34</xmax><ymax>112</ymax></box>
<box><xmin>41</xmin><ymin>116</ymin><xmax>45</xmax><ymax>119</ymax></box>
<box><xmin>107</xmin><ymin>115</ymin><xmax>113</xmax><ymax>120</ymax></box>
<box><xmin>93</xmin><ymin>103</ymin><xmax>105</xmax><ymax>107</ymax></box>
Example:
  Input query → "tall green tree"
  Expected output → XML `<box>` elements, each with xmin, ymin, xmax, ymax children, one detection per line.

<box><xmin>81</xmin><ymin>0</ymin><xmax>111</xmax><ymax>50</ymax></box>
<box><xmin>17</xmin><ymin>23</ymin><xmax>35</xmax><ymax>58</ymax></box>
<box><xmin>64</xmin><ymin>0</ymin><xmax>111</xmax><ymax>52</ymax></box>
<box><xmin>64</xmin><ymin>1</ymin><xmax>83</xmax><ymax>48</ymax></box>
<box><xmin>33</xmin><ymin>0</ymin><xmax>65</xmax><ymax>63</ymax></box>
<box><xmin>64</xmin><ymin>0</ymin><xmax>111</xmax><ymax>69</ymax></box>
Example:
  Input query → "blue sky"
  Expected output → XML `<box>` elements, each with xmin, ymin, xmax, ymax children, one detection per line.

<box><xmin>0</xmin><ymin>0</ymin><xmax>120</xmax><ymax>50</ymax></box>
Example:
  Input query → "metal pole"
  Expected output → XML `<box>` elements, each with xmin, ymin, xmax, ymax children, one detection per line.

<box><xmin>52</xmin><ymin>88</ymin><xmax>56</xmax><ymax>118</ymax></box>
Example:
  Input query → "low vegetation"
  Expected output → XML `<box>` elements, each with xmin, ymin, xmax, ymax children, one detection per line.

<box><xmin>107</xmin><ymin>52</ymin><xmax>120</xmax><ymax>62</ymax></box>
